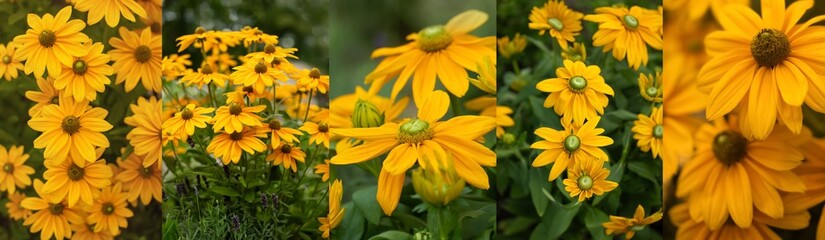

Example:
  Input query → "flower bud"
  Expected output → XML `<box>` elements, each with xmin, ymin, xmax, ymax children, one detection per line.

<box><xmin>411</xmin><ymin>158</ymin><xmax>465</xmax><ymax>206</ymax></box>
<box><xmin>351</xmin><ymin>99</ymin><xmax>384</xmax><ymax>128</ymax></box>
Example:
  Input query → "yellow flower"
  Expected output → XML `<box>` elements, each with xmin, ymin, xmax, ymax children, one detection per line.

<box><xmin>163</xmin><ymin>104</ymin><xmax>215</xmax><ymax>136</ymax></box>
<box><xmin>212</xmin><ymin>102</ymin><xmax>265</xmax><ymax>134</ymax></box>
<box><xmin>329</xmin><ymin>85</ymin><xmax>409</xmax><ymax>129</ymax></box>
<box><xmin>561</xmin><ymin>42</ymin><xmax>587</xmax><ymax>62</ymax></box>
<box><xmin>230</xmin><ymin>59</ymin><xmax>288</xmax><ymax>93</ymax></box>
<box><xmin>531</xmin><ymin>118</ymin><xmax>613</xmax><ymax>181</ymax></box>
<box><xmin>315</xmin><ymin>159</ymin><xmax>331</xmax><ymax>182</ymax></box>
<box><xmin>13</xmin><ymin>6</ymin><xmax>89</xmax><ymax>78</ymax></box>
<box><xmin>86</xmin><ymin>182</ymin><xmax>133</xmax><ymax>235</ymax></box>
<box><xmin>665</xmin><ymin>0</ymin><xmax>748</xmax><ymax>20</ymax></box>
<box><xmin>264</xmin><ymin>119</ymin><xmax>303</xmax><ymax>148</ymax></box>
<box><xmin>297</xmin><ymin>68</ymin><xmax>330</xmax><ymax>94</ymax></box>
<box><xmin>74</xmin><ymin>0</ymin><xmax>147</xmax><ymax>27</ymax></box>
<box><xmin>365</xmin><ymin>10</ymin><xmax>495</xmax><ymax>105</ymax></box>
<box><xmin>54</xmin><ymin>41</ymin><xmax>112</xmax><ymax>101</ymax></box>
<box><xmin>537</xmin><ymin>60</ymin><xmax>614</xmax><ymax>126</ymax></box>
<box><xmin>125</xmin><ymin>96</ymin><xmax>163</xmax><ymax>167</ymax></box>
<box><xmin>42</xmin><ymin>150</ymin><xmax>112</xmax><ymax>207</ymax></box>
<box><xmin>116</xmin><ymin>154</ymin><xmax>162</xmax><ymax>205</ymax></box>
<box><xmin>247</xmin><ymin>43</ymin><xmax>297</xmax><ymax>66</ymax></box>
<box><xmin>136</xmin><ymin>0</ymin><xmax>162</xmax><ymax>24</ymax></box>
<box><xmin>162</xmin><ymin>54</ymin><xmax>191</xmax><ymax>80</ymax></box>
<box><xmin>300</xmin><ymin>121</ymin><xmax>330</xmax><ymax>148</ymax></box>
<box><xmin>669</xmin><ymin>202</ymin><xmax>809</xmax><ymax>239</ymax></box>
<box><xmin>109</xmin><ymin>26</ymin><xmax>162</xmax><ymax>92</ymax></box>
<box><xmin>266</xmin><ymin>143</ymin><xmax>307</xmax><ymax>172</ymax></box>
<box><xmin>698</xmin><ymin>0</ymin><xmax>825</xmax><ymax>140</ymax></box>
<box><xmin>676</xmin><ymin>118</ymin><xmax>808</xmax><ymax>229</ymax></box>
<box><xmin>464</xmin><ymin>96</ymin><xmax>513</xmax><ymax>138</ymax></box>
<box><xmin>0</xmin><ymin>145</ymin><xmax>35</xmax><ymax>194</ymax></box>
<box><xmin>0</xmin><ymin>42</ymin><xmax>23</xmax><ymax>81</ymax></box>
<box><xmin>22</xmin><ymin>179</ymin><xmax>83</xmax><ymax>240</ymax></box>
<box><xmin>206</xmin><ymin>52</ymin><xmax>239</xmax><ymax>73</ymax></box>
<box><xmin>563</xmin><ymin>159</ymin><xmax>618</xmax><ymax>202</ymax></box>
<box><xmin>411</xmin><ymin>158</ymin><xmax>465</xmax><ymax>206</ymax></box>
<box><xmin>331</xmin><ymin>91</ymin><xmax>495</xmax><ymax>215</ymax></box>
<box><xmin>638</xmin><ymin>71</ymin><xmax>662</xmax><ymax>103</ymax></box>
<box><xmin>469</xmin><ymin>56</ymin><xmax>496</xmax><ymax>94</ymax></box>
<box><xmin>25</xmin><ymin>77</ymin><xmax>60</xmax><ymax>117</ymax></box>
<box><xmin>70</xmin><ymin>212</ymin><xmax>114</xmax><ymax>240</ymax></box>
<box><xmin>175</xmin><ymin>27</ymin><xmax>218</xmax><ymax>52</ymax></box>
<box><xmin>28</xmin><ymin>99</ymin><xmax>113</xmax><ymax>165</ymax></box>
<box><xmin>527</xmin><ymin>0</ymin><xmax>584</xmax><ymax>48</ymax></box>
<box><xmin>207</xmin><ymin>127</ymin><xmax>268</xmax><ymax>165</ymax></box>
<box><xmin>785</xmin><ymin>138</ymin><xmax>825</xmax><ymax>240</ymax></box>
<box><xmin>318</xmin><ymin>179</ymin><xmax>345</xmax><ymax>238</ymax></box>
<box><xmin>632</xmin><ymin>107</ymin><xmax>663</xmax><ymax>159</ymax></box>
<box><xmin>239</xmin><ymin>26</ymin><xmax>279</xmax><ymax>47</ymax></box>
<box><xmin>5</xmin><ymin>192</ymin><xmax>31</xmax><ymax>220</ymax></box>
<box><xmin>584</xmin><ymin>6</ymin><xmax>663</xmax><ymax>70</ymax></box>
<box><xmin>497</xmin><ymin>33</ymin><xmax>526</xmax><ymax>59</ymax></box>
<box><xmin>181</xmin><ymin>63</ymin><xmax>229</xmax><ymax>88</ymax></box>
<box><xmin>661</xmin><ymin>59</ymin><xmax>706</xmax><ymax>188</ymax></box>
<box><xmin>603</xmin><ymin>205</ymin><xmax>662</xmax><ymax>239</ymax></box>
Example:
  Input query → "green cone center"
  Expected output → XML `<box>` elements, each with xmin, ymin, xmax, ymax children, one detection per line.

<box><xmin>102</xmin><ymin>203</ymin><xmax>115</xmax><ymax>215</ymax></box>
<box><xmin>569</xmin><ymin>76</ymin><xmax>587</xmax><ymax>91</ymax></box>
<box><xmin>712</xmin><ymin>130</ymin><xmax>748</xmax><ymax>166</ymax></box>
<box><xmin>652</xmin><ymin>125</ymin><xmax>663</xmax><ymax>139</ymax></box>
<box><xmin>645</xmin><ymin>87</ymin><xmax>658</xmax><ymax>98</ymax></box>
<box><xmin>751</xmin><ymin>28</ymin><xmax>790</xmax><ymax>68</ymax></box>
<box><xmin>418</xmin><ymin>25</ymin><xmax>453</xmax><ymax>52</ymax></box>
<box><xmin>564</xmin><ymin>135</ymin><xmax>581</xmax><ymax>152</ymax></box>
<box><xmin>68</xmin><ymin>164</ymin><xmax>85</xmax><ymax>181</ymax></box>
<box><xmin>623</xmin><ymin>14</ymin><xmax>639</xmax><ymax>29</ymax></box>
<box><xmin>2</xmin><ymin>55</ymin><xmax>11</xmax><ymax>64</ymax></box>
<box><xmin>547</xmin><ymin>18</ymin><xmax>564</xmax><ymax>31</ymax></box>
<box><xmin>39</xmin><ymin>30</ymin><xmax>56</xmax><ymax>48</ymax></box>
<box><xmin>61</xmin><ymin>116</ymin><xmax>80</xmax><ymax>135</ymax></box>
<box><xmin>577</xmin><ymin>175</ymin><xmax>593</xmax><ymax>190</ymax></box>
<box><xmin>72</xmin><ymin>60</ymin><xmax>87</xmax><ymax>75</ymax></box>
<box><xmin>3</xmin><ymin>163</ymin><xmax>13</xmax><ymax>173</ymax></box>
<box><xmin>135</xmin><ymin>45</ymin><xmax>152</xmax><ymax>63</ymax></box>
<box><xmin>398</xmin><ymin>119</ymin><xmax>433</xmax><ymax>143</ymax></box>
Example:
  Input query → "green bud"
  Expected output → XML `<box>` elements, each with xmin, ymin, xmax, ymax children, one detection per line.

<box><xmin>351</xmin><ymin>99</ymin><xmax>384</xmax><ymax>128</ymax></box>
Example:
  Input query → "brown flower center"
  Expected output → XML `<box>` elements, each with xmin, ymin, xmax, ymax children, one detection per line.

<box><xmin>181</xmin><ymin>108</ymin><xmax>194</xmax><ymax>120</ymax></box>
<box><xmin>417</xmin><ymin>25</ymin><xmax>453</xmax><ymax>52</ymax></box>
<box><xmin>280</xmin><ymin>144</ymin><xmax>292</xmax><ymax>153</ymax></box>
<box><xmin>141</xmin><ymin>167</ymin><xmax>153</xmax><ymax>178</ymax></box>
<box><xmin>68</xmin><ymin>164</ymin><xmax>85</xmax><ymax>181</ymax></box>
<box><xmin>229</xmin><ymin>102</ymin><xmax>243</xmax><ymax>115</ymax></box>
<box><xmin>2</xmin><ymin>55</ymin><xmax>11</xmax><ymax>64</ymax></box>
<box><xmin>309</xmin><ymin>68</ymin><xmax>321</xmax><ymax>79</ymax></box>
<box><xmin>230</xmin><ymin>132</ymin><xmax>244</xmax><ymax>141</ymax></box>
<box><xmin>243</xmin><ymin>86</ymin><xmax>254</xmax><ymax>93</ymax></box>
<box><xmin>135</xmin><ymin>45</ymin><xmax>152</xmax><ymax>63</ymax></box>
<box><xmin>61</xmin><ymin>116</ymin><xmax>81</xmax><ymax>135</ymax></box>
<box><xmin>200</xmin><ymin>63</ymin><xmax>213</xmax><ymax>74</ymax></box>
<box><xmin>72</xmin><ymin>60</ymin><xmax>88</xmax><ymax>75</ymax></box>
<box><xmin>751</xmin><ymin>28</ymin><xmax>790</xmax><ymax>68</ymax></box>
<box><xmin>268</xmin><ymin>120</ymin><xmax>281</xmax><ymax>130</ymax></box>
<box><xmin>3</xmin><ymin>163</ymin><xmax>13</xmax><ymax>173</ymax></box>
<box><xmin>318</xmin><ymin>123</ymin><xmax>329</xmax><ymax>133</ymax></box>
<box><xmin>49</xmin><ymin>203</ymin><xmax>64</xmax><ymax>214</ymax></box>
<box><xmin>102</xmin><ymin>203</ymin><xmax>115</xmax><ymax>215</ymax></box>
<box><xmin>39</xmin><ymin>30</ymin><xmax>56</xmax><ymax>48</ymax></box>
<box><xmin>254</xmin><ymin>61</ymin><xmax>268</xmax><ymax>74</ymax></box>
<box><xmin>712</xmin><ymin>130</ymin><xmax>748</xmax><ymax>166</ymax></box>
<box><xmin>264</xmin><ymin>44</ymin><xmax>277</xmax><ymax>54</ymax></box>
<box><xmin>195</xmin><ymin>26</ymin><xmax>206</xmax><ymax>35</ymax></box>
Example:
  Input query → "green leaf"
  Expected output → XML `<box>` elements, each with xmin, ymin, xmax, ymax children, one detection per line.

<box><xmin>628</xmin><ymin>160</ymin><xmax>660</xmax><ymax>184</ymax></box>
<box><xmin>208</xmin><ymin>186</ymin><xmax>241</xmax><ymax>197</ymax></box>
<box><xmin>529</xmin><ymin>167</ymin><xmax>550</xmax><ymax>216</ymax></box>
<box><xmin>528</xmin><ymin>96</ymin><xmax>562</xmax><ymax>129</ymax></box>
<box><xmin>583</xmin><ymin>205</ymin><xmax>611</xmax><ymax>240</ymax></box>
<box><xmin>340</xmin><ymin>202</ymin><xmax>365</xmax><ymax>240</ymax></box>
<box><xmin>368</xmin><ymin>230</ymin><xmax>413</xmax><ymax>240</ymax></box>
<box><xmin>529</xmin><ymin>201</ymin><xmax>581</xmax><ymax>240</ymax></box>
<box><xmin>162</xmin><ymin>218</ymin><xmax>180</xmax><ymax>240</ymax></box>
<box><xmin>352</xmin><ymin>186</ymin><xmax>382</xmax><ymax>225</ymax></box>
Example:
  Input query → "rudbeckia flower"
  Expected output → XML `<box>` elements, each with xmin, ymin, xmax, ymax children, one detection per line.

<box><xmin>584</xmin><ymin>5</ymin><xmax>663</xmax><ymax>70</ymax></box>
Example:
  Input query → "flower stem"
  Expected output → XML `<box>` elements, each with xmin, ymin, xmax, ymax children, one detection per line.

<box><xmin>303</xmin><ymin>90</ymin><xmax>314</xmax><ymax>123</ymax></box>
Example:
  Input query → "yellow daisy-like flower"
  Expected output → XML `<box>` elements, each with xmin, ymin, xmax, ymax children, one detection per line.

<box><xmin>698</xmin><ymin>0</ymin><xmax>825</xmax><ymax>140</ymax></box>
<box><xmin>531</xmin><ymin>118</ymin><xmax>613</xmax><ymax>181</ymax></box>
<box><xmin>25</xmin><ymin>77</ymin><xmax>60</xmax><ymax>117</ymax></box>
<box><xmin>603</xmin><ymin>205</ymin><xmax>663</xmax><ymax>239</ymax></box>
<box><xmin>584</xmin><ymin>5</ymin><xmax>663</xmax><ymax>70</ymax></box>
<box><xmin>137</xmin><ymin>0</ymin><xmax>162</xmax><ymax>24</ymax></box>
<box><xmin>537</xmin><ymin>60</ymin><xmax>614</xmax><ymax>126</ymax></box>
<box><xmin>669</xmin><ymin>202</ymin><xmax>809</xmax><ymax>240</ymax></box>
<box><xmin>665</xmin><ymin>0</ymin><xmax>748</xmax><ymax>20</ymax></box>
<box><xmin>230</xmin><ymin>59</ymin><xmax>288</xmax><ymax>93</ymax></box>
<box><xmin>175</xmin><ymin>27</ymin><xmax>219</xmax><ymax>53</ymax></box>
<box><xmin>247</xmin><ymin>43</ymin><xmax>298</xmax><ymax>66</ymax></box>
<box><xmin>207</xmin><ymin>127</ymin><xmax>268</xmax><ymax>165</ymax></box>
<box><xmin>638</xmin><ymin>71</ymin><xmax>662</xmax><ymax>103</ymax></box>
<box><xmin>162</xmin><ymin>54</ymin><xmax>191</xmax><ymax>80</ymax></box>
<box><xmin>264</xmin><ymin>119</ymin><xmax>303</xmax><ymax>148</ymax></box>
<box><xmin>109</xmin><ymin>26</ymin><xmax>162</xmax><ymax>92</ymax></box>
<box><xmin>0</xmin><ymin>145</ymin><xmax>35</xmax><ymax>194</ymax></box>
<box><xmin>632</xmin><ymin>107</ymin><xmax>663</xmax><ymax>159</ymax></box>
<box><xmin>212</xmin><ymin>102</ymin><xmax>265</xmax><ymax>134</ymax></box>
<box><xmin>0</xmin><ymin>42</ymin><xmax>23</xmax><ymax>81</ymax></box>
<box><xmin>464</xmin><ymin>96</ymin><xmax>513</xmax><ymax>138</ymax></box>
<box><xmin>207</xmin><ymin>52</ymin><xmax>239</xmax><ymax>73</ymax></box>
<box><xmin>42</xmin><ymin>152</ymin><xmax>112</xmax><ymax>208</ymax></box>
<box><xmin>297</xmin><ymin>68</ymin><xmax>330</xmax><ymax>94</ymax></box>
<box><xmin>266</xmin><ymin>143</ymin><xmax>307</xmax><ymax>172</ymax></box>
<box><xmin>225</xmin><ymin>85</ymin><xmax>270</xmax><ymax>104</ymax></box>
<box><xmin>163</xmin><ymin>104</ymin><xmax>214</xmax><ymax>136</ymax></box>
<box><xmin>527</xmin><ymin>0</ymin><xmax>584</xmax><ymax>48</ymax></box>
<box><xmin>676</xmin><ymin>118</ymin><xmax>808</xmax><ymax>229</ymax></box>
<box><xmin>563</xmin><ymin>159</ymin><xmax>618</xmax><ymax>202</ymax></box>
<box><xmin>561</xmin><ymin>42</ymin><xmax>587</xmax><ymax>62</ymax></box>
<box><xmin>318</xmin><ymin>179</ymin><xmax>345</xmax><ymax>239</ymax></box>
<box><xmin>497</xmin><ymin>33</ymin><xmax>526</xmax><ymax>60</ymax></box>
<box><xmin>22</xmin><ymin>179</ymin><xmax>83</xmax><ymax>240</ymax></box>
<box><xmin>181</xmin><ymin>63</ymin><xmax>228</xmax><ymax>88</ymax></box>
<box><xmin>661</xmin><ymin>60</ymin><xmax>706</xmax><ymax>187</ymax></box>
<box><xmin>70</xmin><ymin>213</ymin><xmax>114</xmax><ymax>240</ymax></box>
<box><xmin>87</xmin><ymin>182</ymin><xmax>133</xmax><ymax>235</ymax></box>
<box><xmin>331</xmin><ymin>91</ymin><xmax>495</xmax><ymax>215</ymax></box>
<box><xmin>5</xmin><ymin>192</ymin><xmax>32</xmax><ymax>220</ymax></box>
<box><xmin>300</xmin><ymin>121</ymin><xmax>330</xmax><ymax>148</ymax></box>
<box><xmin>239</xmin><ymin>26</ymin><xmax>280</xmax><ymax>47</ymax></box>
<box><xmin>116</xmin><ymin>154</ymin><xmax>162</xmax><ymax>205</ymax></box>
<box><xmin>469</xmin><ymin>56</ymin><xmax>496</xmax><ymax>94</ymax></box>
<box><xmin>125</xmin><ymin>97</ymin><xmax>163</xmax><ymax>167</ymax></box>
<box><xmin>365</xmin><ymin>10</ymin><xmax>495</xmax><ymax>105</ymax></box>
<box><xmin>13</xmin><ymin>6</ymin><xmax>89</xmax><ymax>78</ymax></box>
<box><xmin>74</xmin><ymin>0</ymin><xmax>147</xmax><ymax>27</ymax></box>
<box><xmin>28</xmin><ymin>99</ymin><xmax>113</xmax><ymax>165</ymax></box>
<box><xmin>315</xmin><ymin>159</ymin><xmax>331</xmax><ymax>182</ymax></box>
<box><xmin>55</xmin><ymin>41</ymin><xmax>112</xmax><ymax>102</ymax></box>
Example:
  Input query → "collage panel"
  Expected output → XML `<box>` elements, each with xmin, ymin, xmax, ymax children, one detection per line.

<box><xmin>328</xmin><ymin>0</ymin><xmax>497</xmax><ymax>239</ymax></box>
<box><xmin>160</xmin><ymin>0</ymin><xmax>330</xmax><ymax>239</ymax></box>
<box><xmin>0</xmin><ymin>0</ymin><xmax>162</xmax><ymax>239</ymax></box>
<box><xmin>496</xmin><ymin>0</ymin><xmax>663</xmax><ymax>239</ymax></box>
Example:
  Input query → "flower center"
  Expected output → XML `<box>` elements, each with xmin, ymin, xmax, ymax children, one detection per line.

<box><xmin>102</xmin><ymin>203</ymin><xmax>115</xmax><ymax>215</ymax></box>
<box><xmin>398</xmin><ymin>119</ymin><xmax>433</xmax><ymax>144</ymax></box>
<box><xmin>254</xmin><ymin>60</ymin><xmax>268</xmax><ymax>73</ymax></box>
<box><xmin>547</xmin><ymin>18</ymin><xmax>564</xmax><ymax>31</ymax></box>
<box><xmin>243</xmin><ymin>86</ymin><xmax>254</xmax><ymax>93</ymax></box>
<box><xmin>577</xmin><ymin>175</ymin><xmax>593</xmax><ymax>190</ymax></box>
<box><xmin>268</xmin><ymin>119</ymin><xmax>281</xmax><ymax>130</ymax></box>
<box><xmin>568</xmin><ymin>76</ymin><xmax>587</xmax><ymax>92</ymax></box>
<box><xmin>309</xmin><ymin>68</ymin><xmax>321</xmax><ymax>79</ymax></box>
<box><xmin>264</xmin><ymin>43</ymin><xmax>277</xmax><ymax>54</ymax></box>
<box><xmin>229</xmin><ymin>102</ymin><xmax>243</xmax><ymax>115</ymax></box>
<box><xmin>135</xmin><ymin>45</ymin><xmax>152</xmax><ymax>63</ymax></box>
<box><xmin>39</xmin><ymin>30</ymin><xmax>56</xmax><ymax>47</ymax></box>
<box><xmin>201</xmin><ymin>64</ymin><xmax>213</xmax><ymax>74</ymax></box>
<box><xmin>195</xmin><ymin>26</ymin><xmax>206</xmax><ymax>35</ymax></box>
<box><xmin>2</xmin><ymin>55</ymin><xmax>11</xmax><ymax>64</ymax></box>
<box><xmin>3</xmin><ymin>163</ymin><xmax>13</xmax><ymax>173</ymax></box>
<box><xmin>181</xmin><ymin>108</ymin><xmax>194</xmax><ymax>120</ymax></box>
<box><xmin>630</xmin><ymin>224</ymin><xmax>646</xmax><ymax>231</ymax></box>
<box><xmin>49</xmin><ymin>203</ymin><xmax>64</xmax><ymax>214</ymax></box>
<box><xmin>72</xmin><ymin>60</ymin><xmax>87</xmax><ymax>75</ymax></box>
<box><xmin>645</xmin><ymin>87</ymin><xmax>658</xmax><ymax>98</ymax></box>
<box><xmin>271</xmin><ymin>57</ymin><xmax>282</xmax><ymax>66</ymax></box>
<box><xmin>229</xmin><ymin>132</ymin><xmax>244</xmax><ymax>141</ymax></box>
<box><xmin>141</xmin><ymin>167</ymin><xmax>153</xmax><ymax>178</ymax></box>
<box><xmin>150</xmin><ymin>22</ymin><xmax>161</xmax><ymax>34</ymax></box>
<box><xmin>712</xmin><ymin>130</ymin><xmax>748</xmax><ymax>166</ymax></box>
<box><xmin>280</xmin><ymin>144</ymin><xmax>292</xmax><ymax>153</ymax></box>
<box><xmin>61</xmin><ymin>116</ymin><xmax>81</xmax><ymax>135</ymax></box>
<box><xmin>318</xmin><ymin>123</ymin><xmax>329</xmax><ymax>133</ymax></box>
<box><xmin>751</xmin><ymin>28</ymin><xmax>790</xmax><ymax>68</ymax></box>
<box><xmin>50</xmin><ymin>97</ymin><xmax>59</xmax><ymax>104</ymax></box>
<box><xmin>563</xmin><ymin>135</ymin><xmax>581</xmax><ymax>152</ymax></box>
<box><xmin>68</xmin><ymin>164</ymin><xmax>85</xmax><ymax>181</ymax></box>
<box><xmin>652</xmin><ymin>125</ymin><xmax>663</xmax><ymax>139</ymax></box>
<box><xmin>623</xmin><ymin>14</ymin><xmax>639</xmax><ymax>29</ymax></box>
<box><xmin>417</xmin><ymin>25</ymin><xmax>453</xmax><ymax>52</ymax></box>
